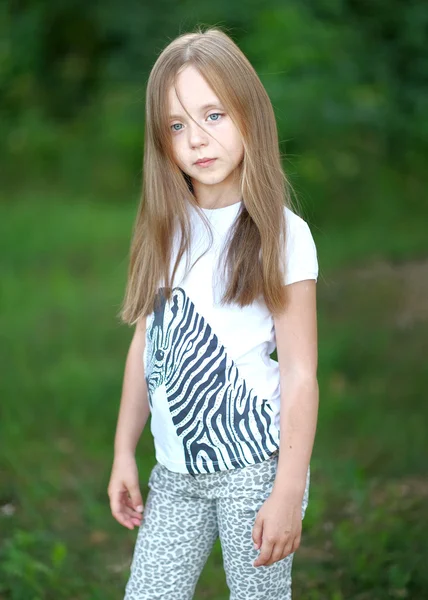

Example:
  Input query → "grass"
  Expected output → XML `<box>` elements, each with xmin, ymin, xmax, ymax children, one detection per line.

<box><xmin>1</xmin><ymin>190</ymin><xmax>427</xmax><ymax>599</ymax></box>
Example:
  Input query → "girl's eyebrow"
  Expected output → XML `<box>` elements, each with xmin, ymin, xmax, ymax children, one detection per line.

<box><xmin>169</xmin><ymin>102</ymin><xmax>224</xmax><ymax>120</ymax></box>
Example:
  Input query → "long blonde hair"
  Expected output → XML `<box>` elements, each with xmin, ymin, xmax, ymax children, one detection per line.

<box><xmin>119</xmin><ymin>25</ymin><xmax>296</xmax><ymax>325</ymax></box>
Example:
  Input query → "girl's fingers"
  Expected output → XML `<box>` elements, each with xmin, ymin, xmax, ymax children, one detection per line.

<box><xmin>123</xmin><ymin>505</ymin><xmax>143</xmax><ymax>522</ymax></box>
<box><xmin>117</xmin><ymin>510</ymin><xmax>140</xmax><ymax>529</ymax></box>
<box><xmin>111</xmin><ymin>494</ymin><xmax>139</xmax><ymax>529</ymax></box>
<box><xmin>112</xmin><ymin>508</ymin><xmax>134</xmax><ymax>529</ymax></box>
<box><xmin>110</xmin><ymin>488</ymin><xmax>144</xmax><ymax>529</ymax></box>
<box><xmin>118</xmin><ymin>498</ymin><xmax>143</xmax><ymax>523</ymax></box>
<box><xmin>123</xmin><ymin>502</ymin><xmax>144</xmax><ymax>522</ymax></box>
<box><xmin>124</xmin><ymin>494</ymin><xmax>144</xmax><ymax>514</ymax></box>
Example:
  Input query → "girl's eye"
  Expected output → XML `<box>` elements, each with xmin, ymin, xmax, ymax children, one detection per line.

<box><xmin>170</xmin><ymin>113</ymin><xmax>223</xmax><ymax>133</ymax></box>
<box><xmin>207</xmin><ymin>112</ymin><xmax>223</xmax><ymax>122</ymax></box>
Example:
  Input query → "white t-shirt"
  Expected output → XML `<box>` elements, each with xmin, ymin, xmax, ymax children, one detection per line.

<box><xmin>143</xmin><ymin>200</ymin><xmax>318</xmax><ymax>474</ymax></box>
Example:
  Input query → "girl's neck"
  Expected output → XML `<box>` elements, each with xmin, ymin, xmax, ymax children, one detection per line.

<box><xmin>192</xmin><ymin>172</ymin><xmax>241</xmax><ymax>210</ymax></box>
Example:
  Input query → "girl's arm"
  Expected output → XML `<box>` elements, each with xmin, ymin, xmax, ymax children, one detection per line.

<box><xmin>272</xmin><ymin>279</ymin><xmax>319</xmax><ymax>499</ymax></box>
<box><xmin>252</xmin><ymin>279</ymin><xmax>318</xmax><ymax>566</ymax></box>
<box><xmin>114</xmin><ymin>317</ymin><xmax>150</xmax><ymax>457</ymax></box>
<box><xmin>108</xmin><ymin>317</ymin><xmax>150</xmax><ymax>529</ymax></box>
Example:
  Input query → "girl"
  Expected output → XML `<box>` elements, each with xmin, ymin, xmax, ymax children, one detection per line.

<box><xmin>108</xmin><ymin>26</ymin><xmax>319</xmax><ymax>600</ymax></box>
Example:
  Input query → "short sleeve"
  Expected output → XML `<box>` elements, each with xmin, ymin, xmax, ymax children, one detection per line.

<box><xmin>283</xmin><ymin>210</ymin><xmax>319</xmax><ymax>285</ymax></box>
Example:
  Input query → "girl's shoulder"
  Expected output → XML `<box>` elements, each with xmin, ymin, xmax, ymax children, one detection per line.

<box><xmin>283</xmin><ymin>204</ymin><xmax>309</xmax><ymax>229</ymax></box>
<box><xmin>283</xmin><ymin>205</ymin><xmax>315</xmax><ymax>243</ymax></box>
<box><xmin>282</xmin><ymin>205</ymin><xmax>319</xmax><ymax>284</ymax></box>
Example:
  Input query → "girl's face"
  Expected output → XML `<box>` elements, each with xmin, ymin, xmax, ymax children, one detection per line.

<box><xmin>167</xmin><ymin>65</ymin><xmax>244</xmax><ymax>192</ymax></box>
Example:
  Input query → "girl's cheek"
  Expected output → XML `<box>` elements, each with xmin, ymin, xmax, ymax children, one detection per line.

<box><xmin>171</xmin><ymin>147</ymin><xmax>184</xmax><ymax>167</ymax></box>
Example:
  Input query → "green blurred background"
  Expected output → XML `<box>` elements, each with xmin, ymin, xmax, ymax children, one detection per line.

<box><xmin>1</xmin><ymin>2</ymin><xmax>427</xmax><ymax>599</ymax></box>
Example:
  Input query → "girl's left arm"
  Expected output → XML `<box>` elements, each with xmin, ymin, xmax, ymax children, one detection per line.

<box><xmin>252</xmin><ymin>279</ymin><xmax>319</xmax><ymax>567</ymax></box>
<box><xmin>272</xmin><ymin>278</ymin><xmax>319</xmax><ymax>500</ymax></box>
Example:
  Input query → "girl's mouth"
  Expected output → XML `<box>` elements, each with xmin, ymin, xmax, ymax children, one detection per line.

<box><xmin>195</xmin><ymin>158</ymin><xmax>216</xmax><ymax>168</ymax></box>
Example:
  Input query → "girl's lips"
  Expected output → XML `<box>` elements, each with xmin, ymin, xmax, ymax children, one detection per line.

<box><xmin>195</xmin><ymin>158</ymin><xmax>216</xmax><ymax>168</ymax></box>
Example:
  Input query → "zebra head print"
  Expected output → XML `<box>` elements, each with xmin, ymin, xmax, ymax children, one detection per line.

<box><xmin>145</xmin><ymin>286</ymin><xmax>280</xmax><ymax>474</ymax></box>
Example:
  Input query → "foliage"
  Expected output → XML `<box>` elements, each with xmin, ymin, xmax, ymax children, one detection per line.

<box><xmin>1</xmin><ymin>1</ymin><xmax>427</xmax><ymax>224</ymax></box>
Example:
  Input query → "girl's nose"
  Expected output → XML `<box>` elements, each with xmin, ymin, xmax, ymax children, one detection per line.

<box><xmin>188</xmin><ymin>122</ymin><xmax>208</xmax><ymax>148</ymax></box>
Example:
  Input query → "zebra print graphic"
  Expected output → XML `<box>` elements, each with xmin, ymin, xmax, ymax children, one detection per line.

<box><xmin>145</xmin><ymin>287</ymin><xmax>280</xmax><ymax>474</ymax></box>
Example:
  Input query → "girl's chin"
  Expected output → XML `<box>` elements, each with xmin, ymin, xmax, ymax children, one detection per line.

<box><xmin>192</xmin><ymin>176</ymin><xmax>228</xmax><ymax>187</ymax></box>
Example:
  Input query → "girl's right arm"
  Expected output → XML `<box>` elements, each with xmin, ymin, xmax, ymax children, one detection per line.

<box><xmin>108</xmin><ymin>317</ymin><xmax>150</xmax><ymax>529</ymax></box>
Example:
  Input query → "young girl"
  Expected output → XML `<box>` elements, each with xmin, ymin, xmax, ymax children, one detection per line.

<box><xmin>108</xmin><ymin>26</ymin><xmax>319</xmax><ymax>600</ymax></box>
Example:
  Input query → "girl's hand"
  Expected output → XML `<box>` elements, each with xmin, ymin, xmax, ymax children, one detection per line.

<box><xmin>108</xmin><ymin>453</ymin><xmax>144</xmax><ymax>530</ymax></box>
<box><xmin>252</xmin><ymin>488</ymin><xmax>303</xmax><ymax>567</ymax></box>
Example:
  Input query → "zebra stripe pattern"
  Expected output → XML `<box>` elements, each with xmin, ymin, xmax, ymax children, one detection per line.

<box><xmin>145</xmin><ymin>287</ymin><xmax>280</xmax><ymax>474</ymax></box>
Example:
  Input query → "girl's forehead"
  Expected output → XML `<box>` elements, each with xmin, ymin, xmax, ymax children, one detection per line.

<box><xmin>167</xmin><ymin>66</ymin><xmax>220</xmax><ymax>115</ymax></box>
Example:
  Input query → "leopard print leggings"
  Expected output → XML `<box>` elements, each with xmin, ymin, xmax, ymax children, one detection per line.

<box><xmin>124</xmin><ymin>451</ymin><xmax>310</xmax><ymax>600</ymax></box>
